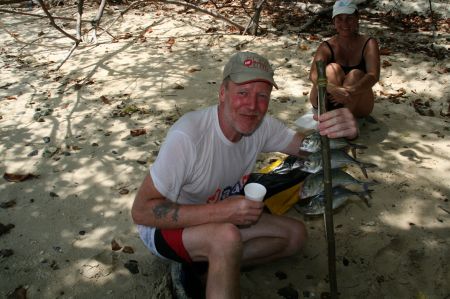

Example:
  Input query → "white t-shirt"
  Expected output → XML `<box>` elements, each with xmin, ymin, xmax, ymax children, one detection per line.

<box><xmin>150</xmin><ymin>105</ymin><xmax>295</xmax><ymax>204</ymax></box>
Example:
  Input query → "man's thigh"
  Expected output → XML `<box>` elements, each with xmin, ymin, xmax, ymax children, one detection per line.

<box><xmin>239</xmin><ymin>213</ymin><xmax>304</xmax><ymax>242</ymax></box>
<box><xmin>182</xmin><ymin>222</ymin><xmax>240</xmax><ymax>262</ymax></box>
<box><xmin>181</xmin><ymin>214</ymin><xmax>305</xmax><ymax>262</ymax></box>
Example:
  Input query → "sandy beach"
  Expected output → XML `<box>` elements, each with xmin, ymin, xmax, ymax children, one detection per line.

<box><xmin>1</xmin><ymin>1</ymin><xmax>449</xmax><ymax>298</ymax></box>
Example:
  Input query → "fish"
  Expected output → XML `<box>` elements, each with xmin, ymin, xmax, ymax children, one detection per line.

<box><xmin>296</xmin><ymin>149</ymin><xmax>377</xmax><ymax>178</ymax></box>
<box><xmin>294</xmin><ymin>186</ymin><xmax>372</xmax><ymax>216</ymax></box>
<box><xmin>301</xmin><ymin>169</ymin><xmax>379</xmax><ymax>199</ymax></box>
<box><xmin>299</xmin><ymin>131</ymin><xmax>367</xmax><ymax>157</ymax></box>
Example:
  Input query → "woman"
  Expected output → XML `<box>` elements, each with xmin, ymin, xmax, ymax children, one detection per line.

<box><xmin>309</xmin><ymin>0</ymin><xmax>380</xmax><ymax>118</ymax></box>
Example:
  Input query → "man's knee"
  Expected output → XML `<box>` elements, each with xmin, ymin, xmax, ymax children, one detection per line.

<box><xmin>285</xmin><ymin>219</ymin><xmax>307</xmax><ymax>256</ymax></box>
<box><xmin>209</xmin><ymin>223</ymin><xmax>243</xmax><ymax>257</ymax></box>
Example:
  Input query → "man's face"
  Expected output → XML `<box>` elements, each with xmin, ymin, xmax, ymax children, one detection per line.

<box><xmin>219</xmin><ymin>80</ymin><xmax>272</xmax><ymax>142</ymax></box>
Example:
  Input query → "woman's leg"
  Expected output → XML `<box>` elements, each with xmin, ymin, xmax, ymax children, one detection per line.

<box><xmin>325</xmin><ymin>63</ymin><xmax>346</xmax><ymax>110</ymax></box>
<box><xmin>343</xmin><ymin>69</ymin><xmax>374</xmax><ymax>117</ymax></box>
<box><xmin>310</xmin><ymin>63</ymin><xmax>345</xmax><ymax>110</ymax></box>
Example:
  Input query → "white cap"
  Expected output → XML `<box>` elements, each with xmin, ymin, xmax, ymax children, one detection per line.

<box><xmin>332</xmin><ymin>0</ymin><xmax>358</xmax><ymax>18</ymax></box>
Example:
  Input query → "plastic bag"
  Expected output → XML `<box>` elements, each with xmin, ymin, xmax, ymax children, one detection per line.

<box><xmin>247</xmin><ymin>156</ymin><xmax>309</xmax><ymax>215</ymax></box>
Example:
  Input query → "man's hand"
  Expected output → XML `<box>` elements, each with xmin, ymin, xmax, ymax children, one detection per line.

<box><xmin>313</xmin><ymin>108</ymin><xmax>358</xmax><ymax>139</ymax></box>
<box><xmin>219</xmin><ymin>195</ymin><xmax>264</xmax><ymax>226</ymax></box>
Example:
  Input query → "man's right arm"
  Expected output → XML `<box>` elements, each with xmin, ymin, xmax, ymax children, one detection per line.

<box><xmin>131</xmin><ymin>174</ymin><xmax>264</xmax><ymax>228</ymax></box>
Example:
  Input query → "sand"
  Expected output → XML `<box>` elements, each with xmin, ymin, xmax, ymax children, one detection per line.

<box><xmin>1</xmin><ymin>2</ymin><xmax>449</xmax><ymax>298</ymax></box>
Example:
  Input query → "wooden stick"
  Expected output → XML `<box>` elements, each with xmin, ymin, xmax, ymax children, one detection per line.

<box><xmin>316</xmin><ymin>60</ymin><xmax>338</xmax><ymax>299</ymax></box>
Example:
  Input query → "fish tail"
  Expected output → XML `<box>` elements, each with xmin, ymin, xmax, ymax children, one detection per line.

<box><xmin>362</xmin><ymin>162</ymin><xmax>378</xmax><ymax>169</ymax></box>
<box><xmin>349</xmin><ymin>143</ymin><xmax>368</xmax><ymax>150</ymax></box>
<box><xmin>361</xmin><ymin>167</ymin><xmax>368</xmax><ymax>178</ymax></box>
<box><xmin>358</xmin><ymin>189</ymin><xmax>374</xmax><ymax>207</ymax></box>
<box><xmin>360</xmin><ymin>162</ymin><xmax>377</xmax><ymax>178</ymax></box>
<box><xmin>349</xmin><ymin>143</ymin><xmax>368</xmax><ymax>158</ymax></box>
<box><xmin>362</xmin><ymin>181</ymin><xmax>379</xmax><ymax>192</ymax></box>
<box><xmin>362</xmin><ymin>183</ymin><xmax>369</xmax><ymax>192</ymax></box>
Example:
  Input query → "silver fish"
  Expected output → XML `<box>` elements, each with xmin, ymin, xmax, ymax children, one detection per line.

<box><xmin>294</xmin><ymin>186</ymin><xmax>372</xmax><ymax>216</ymax></box>
<box><xmin>299</xmin><ymin>131</ymin><xmax>367</xmax><ymax>157</ymax></box>
<box><xmin>297</xmin><ymin>149</ymin><xmax>377</xmax><ymax>178</ymax></box>
<box><xmin>301</xmin><ymin>169</ymin><xmax>379</xmax><ymax>199</ymax></box>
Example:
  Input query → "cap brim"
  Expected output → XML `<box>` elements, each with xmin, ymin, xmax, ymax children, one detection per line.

<box><xmin>332</xmin><ymin>7</ymin><xmax>356</xmax><ymax>18</ymax></box>
<box><xmin>230</xmin><ymin>72</ymin><xmax>278</xmax><ymax>89</ymax></box>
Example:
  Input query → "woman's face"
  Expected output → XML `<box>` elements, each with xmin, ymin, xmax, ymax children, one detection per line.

<box><xmin>333</xmin><ymin>13</ymin><xmax>359</xmax><ymax>36</ymax></box>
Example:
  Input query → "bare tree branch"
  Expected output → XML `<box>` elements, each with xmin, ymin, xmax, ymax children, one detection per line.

<box><xmin>35</xmin><ymin>0</ymin><xmax>79</xmax><ymax>42</ymax></box>
<box><xmin>53</xmin><ymin>0</ymin><xmax>83</xmax><ymax>70</ymax></box>
<box><xmin>76</xmin><ymin>0</ymin><xmax>84</xmax><ymax>40</ymax></box>
<box><xmin>242</xmin><ymin>0</ymin><xmax>265</xmax><ymax>36</ymax></box>
<box><xmin>55</xmin><ymin>41</ymin><xmax>78</xmax><ymax>70</ymax></box>
<box><xmin>90</xmin><ymin>0</ymin><xmax>107</xmax><ymax>44</ymax></box>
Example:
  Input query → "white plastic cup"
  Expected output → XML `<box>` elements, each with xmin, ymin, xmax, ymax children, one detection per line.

<box><xmin>244</xmin><ymin>183</ymin><xmax>267</xmax><ymax>202</ymax></box>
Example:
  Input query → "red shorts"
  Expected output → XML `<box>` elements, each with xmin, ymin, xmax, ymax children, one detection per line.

<box><xmin>154</xmin><ymin>228</ymin><xmax>192</xmax><ymax>263</ymax></box>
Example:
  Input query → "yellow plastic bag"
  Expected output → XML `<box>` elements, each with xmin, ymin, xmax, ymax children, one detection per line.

<box><xmin>247</xmin><ymin>156</ymin><xmax>308</xmax><ymax>215</ymax></box>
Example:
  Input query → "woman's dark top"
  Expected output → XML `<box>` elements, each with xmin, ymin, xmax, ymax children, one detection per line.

<box><xmin>324</xmin><ymin>37</ymin><xmax>372</xmax><ymax>74</ymax></box>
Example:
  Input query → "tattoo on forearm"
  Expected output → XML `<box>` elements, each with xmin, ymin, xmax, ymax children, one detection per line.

<box><xmin>153</xmin><ymin>202</ymin><xmax>179</xmax><ymax>222</ymax></box>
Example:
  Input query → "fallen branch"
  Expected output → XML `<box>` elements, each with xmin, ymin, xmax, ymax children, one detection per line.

<box><xmin>0</xmin><ymin>0</ymin><xmax>28</xmax><ymax>4</ymax></box>
<box><xmin>299</xmin><ymin>7</ymin><xmax>332</xmax><ymax>32</ymax></box>
<box><xmin>149</xmin><ymin>0</ymin><xmax>245</xmax><ymax>32</ymax></box>
<box><xmin>0</xmin><ymin>19</ymin><xmax>67</xmax><ymax>49</ymax></box>
<box><xmin>0</xmin><ymin>8</ymin><xmax>83</xmax><ymax>21</ymax></box>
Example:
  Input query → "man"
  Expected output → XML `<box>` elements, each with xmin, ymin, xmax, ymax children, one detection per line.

<box><xmin>132</xmin><ymin>52</ymin><xmax>358</xmax><ymax>298</ymax></box>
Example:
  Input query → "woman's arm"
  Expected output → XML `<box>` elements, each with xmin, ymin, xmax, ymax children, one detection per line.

<box><xmin>345</xmin><ymin>38</ymin><xmax>380</xmax><ymax>95</ymax></box>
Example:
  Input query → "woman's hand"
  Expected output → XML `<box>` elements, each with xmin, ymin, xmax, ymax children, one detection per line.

<box><xmin>328</xmin><ymin>85</ymin><xmax>353</xmax><ymax>105</ymax></box>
